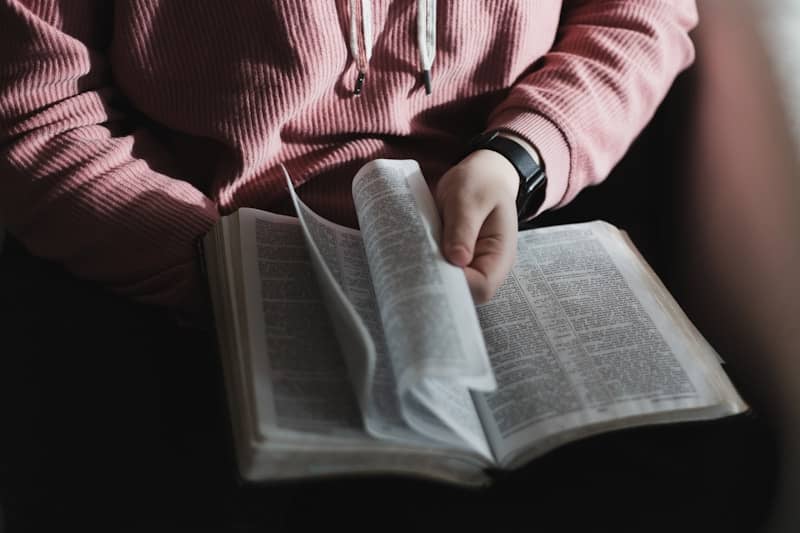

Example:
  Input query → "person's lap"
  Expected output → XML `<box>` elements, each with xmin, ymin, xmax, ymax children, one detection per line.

<box><xmin>0</xmin><ymin>228</ymin><xmax>778</xmax><ymax>532</ymax></box>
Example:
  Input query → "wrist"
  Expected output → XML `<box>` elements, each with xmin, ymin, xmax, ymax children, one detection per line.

<box><xmin>461</xmin><ymin>130</ymin><xmax>547</xmax><ymax>221</ymax></box>
<box><xmin>463</xmin><ymin>148</ymin><xmax>519</xmax><ymax>200</ymax></box>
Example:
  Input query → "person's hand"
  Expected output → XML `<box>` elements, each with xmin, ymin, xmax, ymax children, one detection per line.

<box><xmin>435</xmin><ymin>149</ymin><xmax>519</xmax><ymax>304</ymax></box>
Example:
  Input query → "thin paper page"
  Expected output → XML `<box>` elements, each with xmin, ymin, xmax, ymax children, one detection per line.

<box><xmin>471</xmin><ymin>222</ymin><xmax>737</xmax><ymax>464</ymax></box>
<box><xmin>407</xmin><ymin>379</ymin><xmax>493</xmax><ymax>460</ymax></box>
<box><xmin>351</xmin><ymin>159</ymin><xmax>494</xmax><ymax>459</ymax></box>
<box><xmin>286</xmin><ymin>174</ymin><xmax>439</xmax><ymax>445</ymax></box>
<box><xmin>235</xmin><ymin>209</ymin><xmax>364</xmax><ymax>439</ymax></box>
<box><xmin>351</xmin><ymin>159</ymin><xmax>495</xmax><ymax>391</ymax></box>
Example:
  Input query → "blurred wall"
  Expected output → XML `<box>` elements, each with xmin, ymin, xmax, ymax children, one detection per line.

<box><xmin>685</xmin><ymin>1</ymin><xmax>800</xmax><ymax>531</ymax></box>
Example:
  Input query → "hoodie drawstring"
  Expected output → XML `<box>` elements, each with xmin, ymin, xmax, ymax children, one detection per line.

<box><xmin>417</xmin><ymin>0</ymin><xmax>436</xmax><ymax>95</ymax></box>
<box><xmin>347</xmin><ymin>0</ymin><xmax>437</xmax><ymax>95</ymax></box>
<box><xmin>349</xmin><ymin>0</ymin><xmax>373</xmax><ymax>95</ymax></box>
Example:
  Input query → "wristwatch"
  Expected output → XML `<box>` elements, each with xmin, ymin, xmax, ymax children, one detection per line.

<box><xmin>464</xmin><ymin>130</ymin><xmax>547</xmax><ymax>221</ymax></box>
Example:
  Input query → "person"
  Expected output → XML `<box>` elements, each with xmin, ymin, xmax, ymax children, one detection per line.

<box><xmin>7</xmin><ymin>2</ymin><xmax>777</xmax><ymax>532</ymax></box>
<box><xmin>0</xmin><ymin>0</ymin><xmax>699</xmax><ymax>312</ymax></box>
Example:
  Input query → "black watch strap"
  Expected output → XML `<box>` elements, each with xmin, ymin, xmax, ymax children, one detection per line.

<box><xmin>463</xmin><ymin>131</ymin><xmax>547</xmax><ymax>221</ymax></box>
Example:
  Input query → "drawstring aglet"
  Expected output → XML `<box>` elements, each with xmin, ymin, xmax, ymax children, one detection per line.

<box><xmin>354</xmin><ymin>71</ymin><xmax>366</xmax><ymax>95</ymax></box>
<box><xmin>422</xmin><ymin>69</ymin><xmax>432</xmax><ymax>95</ymax></box>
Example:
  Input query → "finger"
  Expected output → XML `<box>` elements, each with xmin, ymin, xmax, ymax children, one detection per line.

<box><xmin>463</xmin><ymin>207</ymin><xmax>517</xmax><ymax>303</ymax></box>
<box><xmin>464</xmin><ymin>266</ymin><xmax>493</xmax><ymax>303</ymax></box>
<box><xmin>465</xmin><ymin>240</ymin><xmax>515</xmax><ymax>303</ymax></box>
<box><xmin>440</xmin><ymin>189</ymin><xmax>493</xmax><ymax>268</ymax></box>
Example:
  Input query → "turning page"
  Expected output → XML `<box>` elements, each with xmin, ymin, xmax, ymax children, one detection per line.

<box><xmin>285</xmin><ymin>165</ymin><xmax>491</xmax><ymax>458</ymax></box>
<box><xmin>233</xmin><ymin>209</ymin><xmax>365</xmax><ymax>441</ymax></box>
<box><xmin>351</xmin><ymin>159</ymin><xmax>495</xmax><ymax>460</ymax></box>
<box><xmin>206</xmin><ymin>209</ymin><xmax>496</xmax><ymax>484</ymax></box>
<box><xmin>285</xmin><ymin>175</ymin><xmax>433</xmax><ymax>445</ymax></box>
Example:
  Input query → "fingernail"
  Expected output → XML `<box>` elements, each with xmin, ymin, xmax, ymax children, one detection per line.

<box><xmin>447</xmin><ymin>244</ymin><xmax>471</xmax><ymax>266</ymax></box>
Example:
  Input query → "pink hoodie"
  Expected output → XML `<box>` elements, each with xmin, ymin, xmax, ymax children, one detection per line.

<box><xmin>0</xmin><ymin>0</ymin><xmax>698</xmax><ymax>310</ymax></box>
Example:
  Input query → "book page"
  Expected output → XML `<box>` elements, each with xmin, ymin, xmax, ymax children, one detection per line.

<box><xmin>206</xmin><ymin>210</ymin><xmax>496</xmax><ymax>483</ymax></box>
<box><xmin>470</xmin><ymin>222</ymin><xmax>746</xmax><ymax>466</ymax></box>
<box><xmin>351</xmin><ymin>159</ymin><xmax>494</xmax><ymax>460</ymax></box>
<box><xmin>285</xmin><ymin>179</ymin><xmax>435</xmax><ymax>445</ymax></box>
<box><xmin>233</xmin><ymin>209</ymin><xmax>366</xmax><ymax>440</ymax></box>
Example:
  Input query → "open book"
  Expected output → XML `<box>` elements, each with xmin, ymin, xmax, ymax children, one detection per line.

<box><xmin>203</xmin><ymin>159</ymin><xmax>747</xmax><ymax>487</ymax></box>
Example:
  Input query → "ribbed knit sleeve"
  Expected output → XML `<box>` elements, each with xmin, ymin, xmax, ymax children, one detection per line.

<box><xmin>488</xmin><ymin>0</ymin><xmax>698</xmax><ymax>211</ymax></box>
<box><xmin>0</xmin><ymin>0</ymin><xmax>220</xmax><ymax>310</ymax></box>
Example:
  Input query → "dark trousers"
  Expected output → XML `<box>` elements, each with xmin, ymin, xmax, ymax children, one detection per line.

<box><xmin>0</xmin><ymin>75</ymin><xmax>780</xmax><ymax>532</ymax></box>
<box><xmin>0</xmin><ymin>236</ymin><xmax>780</xmax><ymax>533</ymax></box>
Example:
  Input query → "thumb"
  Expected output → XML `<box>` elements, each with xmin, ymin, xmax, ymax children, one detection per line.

<box><xmin>440</xmin><ymin>192</ymin><xmax>490</xmax><ymax>268</ymax></box>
